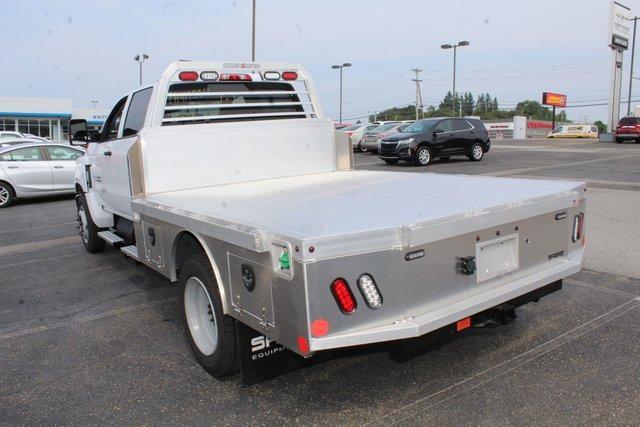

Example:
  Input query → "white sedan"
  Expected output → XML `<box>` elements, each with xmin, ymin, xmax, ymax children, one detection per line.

<box><xmin>0</xmin><ymin>143</ymin><xmax>85</xmax><ymax>208</ymax></box>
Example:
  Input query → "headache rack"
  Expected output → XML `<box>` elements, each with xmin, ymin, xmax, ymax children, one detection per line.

<box><xmin>162</xmin><ymin>81</ymin><xmax>315</xmax><ymax>125</ymax></box>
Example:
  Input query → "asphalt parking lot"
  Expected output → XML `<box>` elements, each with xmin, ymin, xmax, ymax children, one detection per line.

<box><xmin>1</xmin><ymin>138</ymin><xmax>640</xmax><ymax>424</ymax></box>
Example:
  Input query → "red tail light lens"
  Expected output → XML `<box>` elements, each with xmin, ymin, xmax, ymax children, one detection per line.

<box><xmin>220</xmin><ymin>73</ymin><xmax>252</xmax><ymax>81</ymax></box>
<box><xmin>178</xmin><ymin>71</ymin><xmax>199</xmax><ymax>81</ymax></box>
<box><xmin>330</xmin><ymin>278</ymin><xmax>357</xmax><ymax>314</ymax></box>
<box><xmin>282</xmin><ymin>71</ymin><xmax>298</xmax><ymax>80</ymax></box>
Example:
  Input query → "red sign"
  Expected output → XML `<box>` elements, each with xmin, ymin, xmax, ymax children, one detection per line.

<box><xmin>542</xmin><ymin>92</ymin><xmax>567</xmax><ymax>108</ymax></box>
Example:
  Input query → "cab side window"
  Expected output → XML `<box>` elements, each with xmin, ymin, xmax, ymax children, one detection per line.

<box><xmin>102</xmin><ymin>96</ymin><xmax>128</xmax><ymax>141</ymax></box>
<box><xmin>123</xmin><ymin>87</ymin><xmax>153</xmax><ymax>137</ymax></box>
<box><xmin>435</xmin><ymin>120</ymin><xmax>453</xmax><ymax>132</ymax></box>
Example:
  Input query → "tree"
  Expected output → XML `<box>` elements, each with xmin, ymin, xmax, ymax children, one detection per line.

<box><xmin>461</xmin><ymin>92</ymin><xmax>474</xmax><ymax>116</ymax></box>
<box><xmin>594</xmin><ymin>120</ymin><xmax>606</xmax><ymax>132</ymax></box>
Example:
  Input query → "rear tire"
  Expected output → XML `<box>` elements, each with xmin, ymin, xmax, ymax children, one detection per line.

<box><xmin>179</xmin><ymin>252</ymin><xmax>238</xmax><ymax>378</ymax></box>
<box><xmin>616</xmin><ymin>137</ymin><xmax>623</xmax><ymax>144</ymax></box>
<box><xmin>414</xmin><ymin>146</ymin><xmax>432</xmax><ymax>166</ymax></box>
<box><xmin>0</xmin><ymin>181</ymin><xmax>14</xmax><ymax>208</ymax></box>
<box><xmin>469</xmin><ymin>143</ymin><xmax>484</xmax><ymax>161</ymax></box>
<box><xmin>76</xmin><ymin>194</ymin><xmax>105</xmax><ymax>253</ymax></box>
<box><xmin>383</xmin><ymin>159</ymin><xmax>399</xmax><ymax>165</ymax></box>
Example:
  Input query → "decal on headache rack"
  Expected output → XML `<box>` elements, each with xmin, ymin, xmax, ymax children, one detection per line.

<box><xmin>222</xmin><ymin>62</ymin><xmax>261</xmax><ymax>69</ymax></box>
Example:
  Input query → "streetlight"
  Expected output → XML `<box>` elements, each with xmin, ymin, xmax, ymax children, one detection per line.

<box><xmin>90</xmin><ymin>100</ymin><xmax>98</xmax><ymax>110</ymax></box>
<box><xmin>133</xmin><ymin>53</ymin><xmax>149</xmax><ymax>86</ymax></box>
<box><xmin>331</xmin><ymin>63</ymin><xmax>351</xmax><ymax>125</ymax></box>
<box><xmin>441</xmin><ymin>41</ymin><xmax>470</xmax><ymax>116</ymax></box>
<box><xmin>251</xmin><ymin>0</ymin><xmax>256</xmax><ymax>61</ymax></box>
<box><xmin>628</xmin><ymin>17</ymin><xmax>639</xmax><ymax>116</ymax></box>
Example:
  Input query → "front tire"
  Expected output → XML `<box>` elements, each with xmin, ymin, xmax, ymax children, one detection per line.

<box><xmin>469</xmin><ymin>143</ymin><xmax>484</xmax><ymax>161</ymax></box>
<box><xmin>180</xmin><ymin>253</ymin><xmax>238</xmax><ymax>378</ymax></box>
<box><xmin>76</xmin><ymin>194</ymin><xmax>105</xmax><ymax>253</ymax></box>
<box><xmin>0</xmin><ymin>182</ymin><xmax>14</xmax><ymax>208</ymax></box>
<box><xmin>414</xmin><ymin>146</ymin><xmax>432</xmax><ymax>166</ymax></box>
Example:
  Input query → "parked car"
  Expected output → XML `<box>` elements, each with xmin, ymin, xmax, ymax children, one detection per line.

<box><xmin>0</xmin><ymin>131</ymin><xmax>28</xmax><ymax>142</ymax></box>
<box><xmin>359</xmin><ymin>122</ymin><xmax>401</xmax><ymax>153</ymax></box>
<box><xmin>0</xmin><ymin>143</ymin><xmax>85</xmax><ymax>208</ymax></box>
<box><xmin>614</xmin><ymin>116</ymin><xmax>640</xmax><ymax>143</ymax></box>
<box><xmin>0</xmin><ymin>138</ymin><xmax>51</xmax><ymax>148</ymax></box>
<box><xmin>378</xmin><ymin>117</ymin><xmax>490</xmax><ymax>166</ymax></box>
<box><xmin>548</xmin><ymin>124</ymin><xmax>598</xmax><ymax>139</ymax></box>
<box><xmin>349</xmin><ymin>123</ymin><xmax>380</xmax><ymax>151</ymax></box>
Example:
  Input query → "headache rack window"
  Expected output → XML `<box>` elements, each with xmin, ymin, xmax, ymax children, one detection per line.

<box><xmin>162</xmin><ymin>81</ymin><xmax>314</xmax><ymax>125</ymax></box>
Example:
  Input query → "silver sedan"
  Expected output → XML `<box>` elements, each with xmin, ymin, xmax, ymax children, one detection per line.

<box><xmin>0</xmin><ymin>143</ymin><xmax>85</xmax><ymax>208</ymax></box>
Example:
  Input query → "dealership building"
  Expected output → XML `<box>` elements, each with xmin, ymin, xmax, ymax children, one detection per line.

<box><xmin>0</xmin><ymin>97</ymin><xmax>107</xmax><ymax>140</ymax></box>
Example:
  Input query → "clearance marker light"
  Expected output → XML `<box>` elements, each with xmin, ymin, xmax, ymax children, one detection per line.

<box><xmin>263</xmin><ymin>71</ymin><xmax>281</xmax><ymax>80</ymax></box>
<box><xmin>200</xmin><ymin>71</ymin><xmax>219</xmax><ymax>81</ymax></box>
<box><xmin>178</xmin><ymin>71</ymin><xmax>199</xmax><ymax>81</ymax></box>
<box><xmin>220</xmin><ymin>73</ymin><xmax>252</xmax><ymax>81</ymax></box>
<box><xmin>282</xmin><ymin>71</ymin><xmax>298</xmax><ymax>80</ymax></box>
<box><xmin>330</xmin><ymin>278</ymin><xmax>357</xmax><ymax>314</ymax></box>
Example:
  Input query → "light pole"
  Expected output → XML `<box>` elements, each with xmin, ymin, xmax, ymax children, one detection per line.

<box><xmin>251</xmin><ymin>0</ymin><xmax>256</xmax><ymax>61</ymax></box>
<box><xmin>90</xmin><ymin>100</ymin><xmax>98</xmax><ymax>110</ymax></box>
<box><xmin>441</xmin><ymin>41</ymin><xmax>469</xmax><ymax>115</ymax></box>
<box><xmin>628</xmin><ymin>17</ymin><xmax>639</xmax><ymax>116</ymax></box>
<box><xmin>133</xmin><ymin>53</ymin><xmax>149</xmax><ymax>86</ymax></box>
<box><xmin>331</xmin><ymin>63</ymin><xmax>351</xmax><ymax>125</ymax></box>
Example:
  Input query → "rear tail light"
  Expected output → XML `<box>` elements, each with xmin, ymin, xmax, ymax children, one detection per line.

<box><xmin>282</xmin><ymin>71</ymin><xmax>298</xmax><ymax>80</ymax></box>
<box><xmin>572</xmin><ymin>212</ymin><xmax>584</xmax><ymax>244</ymax></box>
<box><xmin>178</xmin><ymin>71</ymin><xmax>199</xmax><ymax>81</ymax></box>
<box><xmin>357</xmin><ymin>274</ymin><xmax>382</xmax><ymax>309</ymax></box>
<box><xmin>220</xmin><ymin>73</ymin><xmax>252</xmax><ymax>81</ymax></box>
<box><xmin>263</xmin><ymin>71</ymin><xmax>280</xmax><ymax>80</ymax></box>
<box><xmin>330</xmin><ymin>278</ymin><xmax>357</xmax><ymax>314</ymax></box>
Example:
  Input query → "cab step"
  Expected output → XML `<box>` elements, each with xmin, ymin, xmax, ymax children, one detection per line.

<box><xmin>120</xmin><ymin>245</ymin><xmax>139</xmax><ymax>261</ymax></box>
<box><xmin>97</xmin><ymin>230</ymin><xmax>125</xmax><ymax>247</ymax></box>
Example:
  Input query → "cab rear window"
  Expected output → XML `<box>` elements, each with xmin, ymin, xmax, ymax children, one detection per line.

<box><xmin>619</xmin><ymin>117</ymin><xmax>640</xmax><ymax>125</ymax></box>
<box><xmin>163</xmin><ymin>82</ymin><xmax>311</xmax><ymax>126</ymax></box>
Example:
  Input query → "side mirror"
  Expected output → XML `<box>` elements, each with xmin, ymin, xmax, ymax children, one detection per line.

<box><xmin>69</xmin><ymin>119</ymin><xmax>90</xmax><ymax>146</ymax></box>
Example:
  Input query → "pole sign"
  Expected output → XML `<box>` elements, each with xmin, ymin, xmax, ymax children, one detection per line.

<box><xmin>542</xmin><ymin>92</ymin><xmax>567</xmax><ymax>108</ymax></box>
<box><xmin>609</xmin><ymin>2</ymin><xmax>631</xmax><ymax>51</ymax></box>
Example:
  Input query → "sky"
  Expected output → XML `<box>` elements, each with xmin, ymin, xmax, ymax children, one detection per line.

<box><xmin>0</xmin><ymin>0</ymin><xmax>638</xmax><ymax>124</ymax></box>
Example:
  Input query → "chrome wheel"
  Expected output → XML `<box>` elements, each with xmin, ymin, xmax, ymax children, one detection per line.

<box><xmin>184</xmin><ymin>277</ymin><xmax>218</xmax><ymax>356</ymax></box>
<box><xmin>417</xmin><ymin>147</ymin><xmax>430</xmax><ymax>165</ymax></box>
<box><xmin>472</xmin><ymin>144</ymin><xmax>483</xmax><ymax>160</ymax></box>
<box><xmin>0</xmin><ymin>186</ymin><xmax>9</xmax><ymax>206</ymax></box>
<box><xmin>78</xmin><ymin>205</ymin><xmax>89</xmax><ymax>244</ymax></box>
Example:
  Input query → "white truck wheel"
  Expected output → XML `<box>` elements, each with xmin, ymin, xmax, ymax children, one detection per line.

<box><xmin>179</xmin><ymin>253</ymin><xmax>238</xmax><ymax>377</ymax></box>
<box><xmin>76</xmin><ymin>194</ymin><xmax>105</xmax><ymax>253</ymax></box>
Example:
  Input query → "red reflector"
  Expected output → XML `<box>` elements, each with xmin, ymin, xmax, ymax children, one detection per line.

<box><xmin>178</xmin><ymin>71</ymin><xmax>199</xmax><ymax>81</ymax></box>
<box><xmin>282</xmin><ymin>71</ymin><xmax>298</xmax><ymax>80</ymax></box>
<box><xmin>456</xmin><ymin>317</ymin><xmax>472</xmax><ymax>332</ymax></box>
<box><xmin>330</xmin><ymin>278</ymin><xmax>357</xmax><ymax>314</ymax></box>
<box><xmin>220</xmin><ymin>73</ymin><xmax>252</xmax><ymax>81</ymax></box>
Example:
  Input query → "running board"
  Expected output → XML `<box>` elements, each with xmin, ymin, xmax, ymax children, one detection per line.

<box><xmin>97</xmin><ymin>230</ymin><xmax>125</xmax><ymax>247</ymax></box>
<box><xmin>120</xmin><ymin>245</ymin><xmax>139</xmax><ymax>261</ymax></box>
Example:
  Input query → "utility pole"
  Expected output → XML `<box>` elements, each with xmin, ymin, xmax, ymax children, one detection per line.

<box><xmin>411</xmin><ymin>68</ymin><xmax>423</xmax><ymax>120</ymax></box>
<box><xmin>628</xmin><ymin>16</ymin><xmax>639</xmax><ymax>116</ymax></box>
<box><xmin>251</xmin><ymin>0</ymin><xmax>256</xmax><ymax>61</ymax></box>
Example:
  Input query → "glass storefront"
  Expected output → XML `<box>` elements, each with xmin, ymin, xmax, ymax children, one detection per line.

<box><xmin>1</xmin><ymin>117</ymin><xmax>63</xmax><ymax>139</ymax></box>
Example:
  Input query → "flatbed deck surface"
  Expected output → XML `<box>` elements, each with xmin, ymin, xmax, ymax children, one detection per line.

<box><xmin>142</xmin><ymin>171</ymin><xmax>582</xmax><ymax>239</ymax></box>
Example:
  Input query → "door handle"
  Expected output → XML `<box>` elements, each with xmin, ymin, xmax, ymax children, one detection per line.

<box><xmin>103</xmin><ymin>151</ymin><xmax>112</xmax><ymax>156</ymax></box>
<box><xmin>7</xmin><ymin>166</ymin><xmax>18</xmax><ymax>169</ymax></box>
<box><xmin>53</xmin><ymin>165</ymin><xmax>64</xmax><ymax>169</ymax></box>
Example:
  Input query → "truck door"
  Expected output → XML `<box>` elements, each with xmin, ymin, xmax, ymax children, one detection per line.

<box><xmin>107</xmin><ymin>87</ymin><xmax>154</xmax><ymax>217</ymax></box>
<box><xmin>90</xmin><ymin>96</ymin><xmax>128</xmax><ymax>214</ymax></box>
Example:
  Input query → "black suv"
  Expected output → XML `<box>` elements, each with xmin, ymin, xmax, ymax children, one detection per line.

<box><xmin>378</xmin><ymin>117</ymin><xmax>490</xmax><ymax>166</ymax></box>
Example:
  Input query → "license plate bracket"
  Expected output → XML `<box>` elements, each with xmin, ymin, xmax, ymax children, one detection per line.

<box><xmin>476</xmin><ymin>234</ymin><xmax>519</xmax><ymax>283</ymax></box>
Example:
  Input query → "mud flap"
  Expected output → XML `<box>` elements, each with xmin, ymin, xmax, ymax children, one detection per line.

<box><xmin>236</xmin><ymin>322</ymin><xmax>331</xmax><ymax>385</ymax></box>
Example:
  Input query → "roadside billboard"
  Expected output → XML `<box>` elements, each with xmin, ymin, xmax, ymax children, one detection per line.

<box><xmin>542</xmin><ymin>92</ymin><xmax>567</xmax><ymax>108</ymax></box>
<box><xmin>608</xmin><ymin>1</ymin><xmax>632</xmax><ymax>50</ymax></box>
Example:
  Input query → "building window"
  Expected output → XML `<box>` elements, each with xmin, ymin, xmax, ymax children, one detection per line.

<box><xmin>0</xmin><ymin>118</ymin><xmax>16</xmax><ymax>131</ymax></box>
<box><xmin>18</xmin><ymin>119</ymin><xmax>28</xmax><ymax>134</ymax></box>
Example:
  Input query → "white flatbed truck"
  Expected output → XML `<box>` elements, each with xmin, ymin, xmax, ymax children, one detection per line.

<box><xmin>70</xmin><ymin>61</ymin><xmax>586</xmax><ymax>383</ymax></box>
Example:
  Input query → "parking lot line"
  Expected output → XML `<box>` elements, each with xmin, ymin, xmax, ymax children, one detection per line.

<box><xmin>0</xmin><ymin>297</ymin><xmax>178</xmax><ymax>342</ymax></box>
<box><xmin>368</xmin><ymin>296</ymin><xmax>640</xmax><ymax>425</ymax></box>
<box><xmin>480</xmin><ymin>153</ymin><xmax>640</xmax><ymax>177</ymax></box>
<box><xmin>0</xmin><ymin>236</ymin><xmax>78</xmax><ymax>257</ymax></box>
